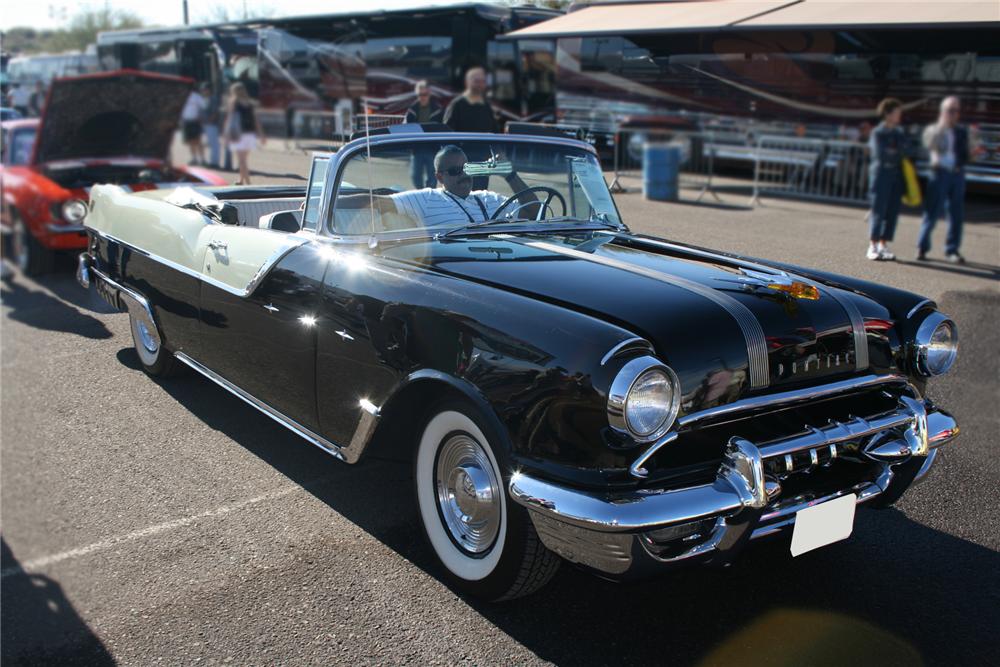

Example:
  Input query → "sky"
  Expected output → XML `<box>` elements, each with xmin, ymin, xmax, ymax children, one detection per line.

<box><xmin>1</xmin><ymin>0</ymin><xmax>475</xmax><ymax>31</ymax></box>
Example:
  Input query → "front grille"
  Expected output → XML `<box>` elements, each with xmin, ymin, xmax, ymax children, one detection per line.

<box><xmin>640</xmin><ymin>384</ymin><xmax>904</xmax><ymax>487</ymax></box>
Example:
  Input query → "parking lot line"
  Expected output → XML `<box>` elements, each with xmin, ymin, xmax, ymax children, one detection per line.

<box><xmin>1</xmin><ymin>478</ymin><xmax>329</xmax><ymax>579</ymax></box>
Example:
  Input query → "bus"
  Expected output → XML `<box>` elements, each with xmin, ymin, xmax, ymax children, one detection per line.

<box><xmin>251</xmin><ymin>3</ymin><xmax>561</xmax><ymax>140</ymax></box>
<box><xmin>6</xmin><ymin>51</ymin><xmax>100</xmax><ymax>87</ymax></box>
<box><xmin>96</xmin><ymin>26</ymin><xmax>259</xmax><ymax>101</ymax></box>
<box><xmin>553</xmin><ymin>26</ymin><xmax>1000</xmax><ymax>187</ymax></box>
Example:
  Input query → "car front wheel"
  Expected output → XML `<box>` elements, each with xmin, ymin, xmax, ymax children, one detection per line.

<box><xmin>414</xmin><ymin>400</ymin><xmax>560</xmax><ymax>601</ymax></box>
<box><xmin>10</xmin><ymin>215</ymin><xmax>55</xmax><ymax>276</ymax></box>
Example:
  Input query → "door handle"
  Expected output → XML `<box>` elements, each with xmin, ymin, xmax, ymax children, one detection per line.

<box><xmin>208</xmin><ymin>240</ymin><xmax>228</xmax><ymax>251</ymax></box>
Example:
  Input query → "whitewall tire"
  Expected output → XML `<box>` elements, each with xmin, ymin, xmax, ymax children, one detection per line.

<box><xmin>128</xmin><ymin>311</ymin><xmax>178</xmax><ymax>377</ymax></box>
<box><xmin>414</xmin><ymin>400</ymin><xmax>560</xmax><ymax>600</ymax></box>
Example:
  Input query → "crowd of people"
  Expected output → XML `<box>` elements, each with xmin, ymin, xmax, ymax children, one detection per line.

<box><xmin>867</xmin><ymin>95</ymin><xmax>974</xmax><ymax>264</ymax></box>
<box><xmin>179</xmin><ymin>82</ymin><xmax>267</xmax><ymax>185</ymax></box>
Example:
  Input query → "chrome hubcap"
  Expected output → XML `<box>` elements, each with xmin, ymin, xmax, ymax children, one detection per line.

<box><xmin>435</xmin><ymin>433</ymin><xmax>501</xmax><ymax>554</ymax></box>
<box><xmin>136</xmin><ymin>320</ymin><xmax>158</xmax><ymax>353</ymax></box>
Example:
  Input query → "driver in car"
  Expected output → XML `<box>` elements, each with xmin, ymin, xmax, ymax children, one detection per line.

<box><xmin>371</xmin><ymin>145</ymin><xmax>540</xmax><ymax>226</ymax></box>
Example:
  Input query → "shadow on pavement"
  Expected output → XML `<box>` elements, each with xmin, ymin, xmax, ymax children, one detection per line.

<box><xmin>0</xmin><ymin>274</ymin><xmax>112</xmax><ymax>339</ymax></box>
<box><xmin>896</xmin><ymin>258</ymin><xmax>1000</xmax><ymax>280</ymax></box>
<box><xmin>1</xmin><ymin>539</ymin><xmax>115</xmax><ymax>666</ymax></box>
<box><xmin>134</xmin><ymin>349</ymin><xmax>1000</xmax><ymax>667</ymax></box>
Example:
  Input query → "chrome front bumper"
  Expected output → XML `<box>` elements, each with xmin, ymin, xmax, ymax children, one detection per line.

<box><xmin>509</xmin><ymin>393</ymin><xmax>958</xmax><ymax>577</ymax></box>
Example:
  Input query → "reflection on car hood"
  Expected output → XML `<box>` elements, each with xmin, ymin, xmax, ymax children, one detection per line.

<box><xmin>383</xmin><ymin>231</ymin><xmax>903</xmax><ymax>409</ymax></box>
<box><xmin>33</xmin><ymin>70</ymin><xmax>193</xmax><ymax>165</ymax></box>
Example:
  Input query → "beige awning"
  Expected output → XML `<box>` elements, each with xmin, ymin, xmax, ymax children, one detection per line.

<box><xmin>505</xmin><ymin>0</ymin><xmax>1000</xmax><ymax>39</ymax></box>
<box><xmin>738</xmin><ymin>0</ymin><xmax>1000</xmax><ymax>28</ymax></box>
<box><xmin>505</xmin><ymin>1</ymin><xmax>800</xmax><ymax>39</ymax></box>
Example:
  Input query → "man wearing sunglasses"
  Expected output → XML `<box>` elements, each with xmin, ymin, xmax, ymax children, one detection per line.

<box><xmin>371</xmin><ymin>145</ymin><xmax>539</xmax><ymax>228</ymax></box>
<box><xmin>918</xmin><ymin>97</ymin><xmax>974</xmax><ymax>263</ymax></box>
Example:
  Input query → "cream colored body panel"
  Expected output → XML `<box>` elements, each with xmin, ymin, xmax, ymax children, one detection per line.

<box><xmin>86</xmin><ymin>184</ymin><xmax>304</xmax><ymax>296</ymax></box>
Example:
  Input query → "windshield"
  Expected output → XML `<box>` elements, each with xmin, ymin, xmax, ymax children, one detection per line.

<box><xmin>329</xmin><ymin>139</ymin><xmax>620</xmax><ymax>236</ymax></box>
<box><xmin>7</xmin><ymin>128</ymin><xmax>36</xmax><ymax>165</ymax></box>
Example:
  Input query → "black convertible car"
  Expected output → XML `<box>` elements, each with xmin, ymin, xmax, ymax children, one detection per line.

<box><xmin>78</xmin><ymin>129</ymin><xmax>959</xmax><ymax>600</ymax></box>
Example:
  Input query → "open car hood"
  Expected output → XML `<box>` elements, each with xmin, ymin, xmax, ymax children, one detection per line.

<box><xmin>33</xmin><ymin>70</ymin><xmax>193</xmax><ymax>165</ymax></box>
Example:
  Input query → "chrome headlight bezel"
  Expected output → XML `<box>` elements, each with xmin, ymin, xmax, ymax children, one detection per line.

<box><xmin>61</xmin><ymin>199</ymin><xmax>88</xmax><ymax>223</ymax></box>
<box><xmin>913</xmin><ymin>312</ymin><xmax>958</xmax><ymax>377</ymax></box>
<box><xmin>607</xmin><ymin>356</ymin><xmax>681</xmax><ymax>443</ymax></box>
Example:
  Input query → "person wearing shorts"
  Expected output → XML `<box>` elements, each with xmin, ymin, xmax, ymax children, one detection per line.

<box><xmin>181</xmin><ymin>88</ymin><xmax>207</xmax><ymax>165</ymax></box>
<box><xmin>222</xmin><ymin>82</ymin><xmax>266</xmax><ymax>185</ymax></box>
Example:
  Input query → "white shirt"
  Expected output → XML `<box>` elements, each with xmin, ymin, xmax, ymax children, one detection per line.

<box><xmin>390</xmin><ymin>188</ymin><xmax>508</xmax><ymax>227</ymax></box>
<box><xmin>10</xmin><ymin>87</ymin><xmax>32</xmax><ymax>106</ymax></box>
<box><xmin>181</xmin><ymin>92</ymin><xmax>206</xmax><ymax>121</ymax></box>
<box><xmin>938</xmin><ymin>128</ymin><xmax>957</xmax><ymax>170</ymax></box>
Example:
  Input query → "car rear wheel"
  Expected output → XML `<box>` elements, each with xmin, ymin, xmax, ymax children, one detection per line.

<box><xmin>11</xmin><ymin>215</ymin><xmax>55</xmax><ymax>276</ymax></box>
<box><xmin>414</xmin><ymin>399</ymin><xmax>560</xmax><ymax>601</ymax></box>
<box><xmin>129</xmin><ymin>311</ymin><xmax>178</xmax><ymax>377</ymax></box>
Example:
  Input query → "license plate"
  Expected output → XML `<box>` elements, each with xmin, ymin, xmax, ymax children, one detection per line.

<box><xmin>790</xmin><ymin>493</ymin><xmax>856</xmax><ymax>557</ymax></box>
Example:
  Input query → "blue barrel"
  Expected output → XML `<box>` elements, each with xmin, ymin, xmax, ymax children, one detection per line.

<box><xmin>643</xmin><ymin>143</ymin><xmax>681</xmax><ymax>201</ymax></box>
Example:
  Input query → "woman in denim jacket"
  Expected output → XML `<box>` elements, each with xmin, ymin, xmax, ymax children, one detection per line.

<box><xmin>867</xmin><ymin>98</ymin><xmax>906</xmax><ymax>261</ymax></box>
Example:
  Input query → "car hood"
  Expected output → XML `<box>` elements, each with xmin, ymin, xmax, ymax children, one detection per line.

<box><xmin>382</xmin><ymin>231</ymin><xmax>905</xmax><ymax>406</ymax></box>
<box><xmin>33</xmin><ymin>70</ymin><xmax>193</xmax><ymax>165</ymax></box>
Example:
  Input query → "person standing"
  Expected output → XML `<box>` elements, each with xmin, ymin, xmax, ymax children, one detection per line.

<box><xmin>181</xmin><ymin>86</ymin><xmax>207</xmax><ymax>165</ymax></box>
<box><xmin>866</xmin><ymin>98</ymin><xmax>906</xmax><ymax>261</ymax></box>
<box><xmin>917</xmin><ymin>97</ymin><xmax>971</xmax><ymax>263</ymax></box>
<box><xmin>200</xmin><ymin>83</ymin><xmax>223</xmax><ymax>169</ymax></box>
<box><xmin>406</xmin><ymin>80</ymin><xmax>442</xmax><ymax>189</ymax></box>
<box><xmin>222</xmin><ymin>82</ymin><xmax>266</xmax><ymax>186</ymax></box>
<box><xmin>28</xmin><ymin>81</ymin><xmax>46</xmax><ymax>117</ymax></box>
<box><xmin>9</xmin><ymin>83</ymin><xmax>31</xmax><ymax>117</ymax></box>
<box><xmin>443</xmin><ymin>67</ymin><xmax>498</xmax><ymax>189</ymax></box>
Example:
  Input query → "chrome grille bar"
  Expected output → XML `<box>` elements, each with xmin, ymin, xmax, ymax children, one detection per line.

<box><xmin>757</xmin><ymin>410</ymin><xmax>914</xmax><ymax>460</ymax></box>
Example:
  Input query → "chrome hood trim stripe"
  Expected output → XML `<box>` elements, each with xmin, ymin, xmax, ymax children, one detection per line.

<box><xmin>519</xmin><ymin>238</ymin><xmax>770</xmax><ymax>389</ymax></box>
<box><xmin>621</xmin><ymin>235</ymin><xmax>870</xmax><ymax>372</ymax></box>
<box><xmin>825</xmin><ymin>288</ymin><xmax>869</xmax><ymax>371</ymax></box>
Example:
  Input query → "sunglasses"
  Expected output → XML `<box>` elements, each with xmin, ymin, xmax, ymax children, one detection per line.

<box><xmin>417</xmin><ymin>91</ymin><xmax>430</xmax><ymax>97</ymax></box>
<box><xmin>441</xmin><ymin>166</ymin><xmax>467</xmax><ymax>177</ymax></box>
<box><xmin>945</xmin><ymin>108</ymin><xmax>960</xmax><ymax>114</ymax></box>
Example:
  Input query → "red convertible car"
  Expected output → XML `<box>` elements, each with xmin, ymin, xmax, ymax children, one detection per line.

<box><xmin>1</xmin><ymin>70</ymin><xmax>226</xmax><ymax>274</ymax></box>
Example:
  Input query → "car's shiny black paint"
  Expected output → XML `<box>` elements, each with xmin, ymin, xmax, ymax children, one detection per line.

<box><xmin>90</xmin><ymin>223</ymin><xmax>933</xmax><ymax>491</ymax></box>
<box><xmin>198</xmin><ymin>244</ymin><xmax>330</xmax><ymax>433</ymax></box>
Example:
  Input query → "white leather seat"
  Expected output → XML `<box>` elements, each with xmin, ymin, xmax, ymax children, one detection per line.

<box><xmin>222</xmin><ymin>198</ymin><xmax>303</xmax><ymax>226</ymax></box>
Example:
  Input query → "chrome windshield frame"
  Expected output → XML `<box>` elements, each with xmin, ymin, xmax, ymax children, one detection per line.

<box><xmin>316</xmin><ymin>132</ymin><xmax>609</xmax><ymax>243</ymax></box>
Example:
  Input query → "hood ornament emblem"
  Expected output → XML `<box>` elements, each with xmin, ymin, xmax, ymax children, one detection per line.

<box><xmin>726</xmin><ymin>268</ymin><xmax>821</xmax><ymax>301</ymax></box>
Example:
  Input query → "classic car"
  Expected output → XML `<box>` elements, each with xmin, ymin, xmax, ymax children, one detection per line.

<box><xmin>77</xmin><ymin>128</ymin><xmax>959</xmax><ymax>601</ymax></box>
<box><xmin>0</xmin><ymin>70</ymin><xmax>226</xmax><ymax>275</ymax></box>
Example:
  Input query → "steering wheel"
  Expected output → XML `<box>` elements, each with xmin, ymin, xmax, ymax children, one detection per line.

<box><xmin>490</xmin><ymin>186</ymin><xmax>567</xmax><ymax>222</ymax></box>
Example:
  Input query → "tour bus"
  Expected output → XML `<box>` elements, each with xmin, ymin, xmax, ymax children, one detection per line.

<box><xmin>6</xmin><ymin>51</ymin><xmax>100</xmax><ymax>87</ymax></box>
<box><xmin>96</xmin><ymin>26</ymin><xmax>259</xmax><ymax>101</ymax></box>
<box><xmin>250</xmin><ymin>3</ymin><xmax>561</xmax><ymax>140</ymax></box>
<box><xmin>511</xmin><ymin>2</ymin><xmax>1000</xmax><ymax>188</ymax></box>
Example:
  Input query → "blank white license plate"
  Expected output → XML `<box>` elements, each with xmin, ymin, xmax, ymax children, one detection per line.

<box><xmin>790</xmin><ymin>493</ymin><xmax>856</xmax><ymax>557</ymax></box>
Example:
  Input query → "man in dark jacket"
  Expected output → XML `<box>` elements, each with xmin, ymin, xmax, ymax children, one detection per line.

<box><xmin>443</xmin><ymin>67</ymin><xmax>498</xmax><ymax>188</ymax></box>
<box><xmin>917</xmin><ymin>96</ymin><xmax>974</xmax><ymax>263</ymax></box>
<box><xmin>406</xmin><ymin>81</ymin><xmax>442</xmax><ymax>188</ymax></box>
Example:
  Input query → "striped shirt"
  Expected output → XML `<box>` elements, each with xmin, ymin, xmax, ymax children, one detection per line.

<box><xmin>390</xmin><ymin>188</ymin><xmax>508</xmax><ymax>227</ymax></box>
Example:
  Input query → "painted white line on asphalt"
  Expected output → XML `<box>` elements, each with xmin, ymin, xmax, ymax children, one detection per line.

<box><xmin>2</xmin><ymin>480</ymin><xmax>324</xmax><ymax>579</ymax></box>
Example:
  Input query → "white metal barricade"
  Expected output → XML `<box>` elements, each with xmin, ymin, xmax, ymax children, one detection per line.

<box><xmin>751</xmin><ymin>135</ymin><xmax>870</xmax><ymax>205</ymax></box>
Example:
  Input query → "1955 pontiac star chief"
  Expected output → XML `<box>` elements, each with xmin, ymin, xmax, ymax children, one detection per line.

<box><xmin>78</xmin><ymin>128</ymin><xmax>959</xmax><ymax>600</ymax></box>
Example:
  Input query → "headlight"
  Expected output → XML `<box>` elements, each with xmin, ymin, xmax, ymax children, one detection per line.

<box><xmin>914</xmin><ymin>312</ymin><xmax>958</xmax><ymax>376</ymax></box>
<box><xmin>61</xmin><ymin>199</ymin><xmax>88</xmax><ymax>223</ymax></box>
<box><xmin>607</xmin><ymin>356</ymin><xmax>681</xmax><ymax>442</ymax></box>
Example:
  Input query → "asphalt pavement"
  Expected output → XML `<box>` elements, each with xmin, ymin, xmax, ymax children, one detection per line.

<box><xmin>2</xmin><ymin>146</ymin><xmax>998</xmax><ymax>665</ymax></box>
